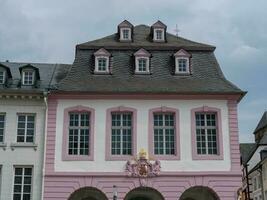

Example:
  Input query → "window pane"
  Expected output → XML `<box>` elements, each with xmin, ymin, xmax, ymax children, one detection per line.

<box><xmin>111</xmin><ymin>112</ymin><xmax>132</xmax><ymax>155</ymax></box>
<box><xmin>97</xmin><ymin>58</ymin><xmax>107</xmax><ymax>71</ymax></box>
<box><xmin>138</xmin><ymin>58</ymin><xmax>148</xmax><ymax>72</ymax></box>
<box><xmin>195</xmin><ymin>113</ymin><xmax>218</xmax><ymax>155</ymax></box>
<box><xmin>13</xmin><ymin>167</ymin><xmax>32</xmax><ymax>200</ymax></box>
<box><xmin>0</xmin><ymin>114</ymin><xmax>5</xmax><ymax>142</ymax></box>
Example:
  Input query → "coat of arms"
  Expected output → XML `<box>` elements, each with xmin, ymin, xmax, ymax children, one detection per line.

<box><xmin>125</xmin><ymin>149</ymin><xmax>161</xmax><ymax>178</ymax></box>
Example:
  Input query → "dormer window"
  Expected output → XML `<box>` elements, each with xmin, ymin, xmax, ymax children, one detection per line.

<box><xmin>137</xmin><ymin>58</ymin><xmax>149</xmax><ymax>73</ymax></box>
<box><xmin>134</xmin><ymin>48</ymin><xmax>151</xmax><ymax>74</ymax></box>
<box><xmin>151</xmin><ymin>20</ymin><xmax>167</xmax><ymax>42</ymax></box>
<box><xmin>22</xmin><ymin>70</ymin><xmax>35</xmax><ymax>85</ymax></box>
<box><xmin>118</xmin><ymin>20</ymin><xmax>133</xmax><ymax>42</ymax></box>
<box><xmin>120</xmin><ymin>28</ymin><xmax>131</xmax><ymax>40</ymax></box>
<box><xmin>154</xmin><ymin>28</ymin><xmax>164</xmax><ymax>41</ymax></box>
<box><xmin>174</xmin><ymin>49</ymin><xmax>191</xmax><ymax>75</ymax></box>
<box><xmin>94</xmin><ymin>48</ymin><xmax>111</xmax><ymax>74</ymax></box>
<box><xmin>0</xmin><ymin>71</ymin><xmax>5</xmax><ymax>84</ymax></box>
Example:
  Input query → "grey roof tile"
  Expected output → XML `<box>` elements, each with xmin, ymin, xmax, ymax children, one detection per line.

<box><xmin>240</xmin><ymin>143</ymin><xmax>257</xmax><ymax>165</ymax></box>
<box><xmin>254</xmin><ymin>111</ymin><xmax>267</xmax><ymax>133</ymax></box>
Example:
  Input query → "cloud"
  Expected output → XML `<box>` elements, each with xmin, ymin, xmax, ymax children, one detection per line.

<box><xmin>0</xmin><ymin>0</ymin><xmax>266</xmax><ymax>142</ymax></box>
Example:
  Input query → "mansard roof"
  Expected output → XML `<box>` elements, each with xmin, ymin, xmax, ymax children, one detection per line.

<box><xmin>0</xmin><ymin>61</ymin><xmax>70</xmax><ymax>93</ymax></box>
<box><xmin>78</xmin><ymin>25</ymin><xmax>215</xmax><ymax>51</ymax></box>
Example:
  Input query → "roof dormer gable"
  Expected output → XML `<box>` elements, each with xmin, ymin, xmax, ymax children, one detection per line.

<box><xmin>93</xmin><ymin>48</ymin><xmax>111</xmax><ymax>57</ymax></box>
<box><xmin>174</xmin><ymin>49</ymin><xmax>191</xmax><ymax>57</ymax></box>
<box><xmin>133</xmin><ymin>48</ymin><xmax>151</xmax><ymax>57</ymax></box>
<box><xmin>19</xmin><ymin>64</ymin><xmax>40</xmax><ymax>86</ymax></box>
<box><xmin>151</xmin><ymin>20</ymin><xmax>167</xmax><ymax>42</ymax></box>
<box><xmin>118</xmin><ymin>20</ymin><xmax>133</xmax><ymax>42</ymax></box>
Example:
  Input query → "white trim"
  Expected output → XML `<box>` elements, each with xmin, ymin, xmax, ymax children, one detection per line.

<box><xmin>94</xmin><ymin>56</ymin><xmax>110</xmax><ymax>73</ymax></box>
<box><xmin>22</xmin><ymin>70</ymin><xmax>35</xmax><ymax>85</ymax></box>
<box><xmin>153</xmin><ymin>28</ymin><xmax>165</xmax><ymax>41</ymax></box>
<box><xmin>135</xmin><ymin>57</ymin><xmax>150</xmax><ymax>74</ymax></box>
<box><xmin>120</xmin><ymin>28</ymin><xmax>131</xmax><ymax>41</ymax></box>
<box><xmin>175</xmin><ymin>57</ymin><xmax>190</xmax><ymax>74</ymax></box>
<box><xmin>0</xmin><ymin>71</ymin><xmax>6</xmax><ymax>84</ymax></box>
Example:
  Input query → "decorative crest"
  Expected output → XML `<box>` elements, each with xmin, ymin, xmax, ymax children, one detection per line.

<box><xmin>125</xmin><ymin>149</ymin><xmax>161</xmax><ymax>178</ymax></box>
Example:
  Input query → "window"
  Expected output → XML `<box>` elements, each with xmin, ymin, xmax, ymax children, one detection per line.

<box><xmin>137</xmin><ymin>58</ymin><xmax>148</xmax><ymax>72</ymax></box>
<box><xmin>68</xmin><ymin>112</ymin><xmax>90</xmax><ymax>156</ymax></box>
<box><xmin>195</xmin><ymin>113</ymin><xmax>218</xmax><ymax>155</ymax></box>
<box><xmin>120</xmin><ymin>28</ymin><xmax>131</xmax><ymax>40</ymax></box>
<box><xmin>153</xmin><ymin>113</ymin><xmax>175</xmax><ymax>155</ymax></box>
<box><xmin>17</xmin><ymin>114</ymin><xmax>35</xmax><ymax>143</ymax></box>
<box><xmin>22</xmin><ymin>71</ymin><xmax>34</xmax><ymax>85</ymax></box>
<box><xmin>156</xmin><ymin>29</ymin><xmax>163</xmax><ymax>40</ymax></box>
<box><xmin>0</xmin><ymin>71</ymin><xmax>5</xmax><ymax>84</ymax></box>
<box><xmin>153</xmin><ymin>28</ymin><xmax>165</xmax><ymax>41</ymax></box>
<box><xmin>191</xmin><ymin>106</ymin><xmax>223</xmax><ymax>160</ymax></box>
<box><xmin>97</xmin><ymin>57</ymin><xmax>108</xmax><ymax>72</ymax></box>
<box><xmin>178</xmin><ymin>59</ymin><xmax>188</xmax><ymax>72</ymax></box>
<box><xmin>148</xmin><ymin>107</ymin><xmax>180</xmax><ymax>160</ymax></box>
<box><xmin>0</xmin><ymin>114</ymin><xmax>5</xmax><ymax>143</ymax></box>
<box><xmin>62</xmin><ymin>106</ymin><xmax>94</xmax><ymax>161</ymax></box>
<box><xmin>174</xmin><ymin>49</ymin><xmax>191</xmax><ymax>75</ymax></box>
<box><xmin>106</xmin><ymin>106</ymin><xmax>137</xmax><ymax>160</ymax></box>
<box><xmin>13</xmin><ymin>167</ymin><xmax>32</xmax><ymax>200</ymax></box>
<box><xmin>111</xmin><ymin>113</ymin><xmax>132</xmax><ymax>155</ymax></box>
<box><xmin>253</xmin><ymin>177</ymin><xmax>257</xmax><ymax>191</ymax></box>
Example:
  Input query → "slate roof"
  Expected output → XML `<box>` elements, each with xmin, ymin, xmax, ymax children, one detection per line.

<box><xmin>77</xmin><ymin>25</ymin><xmax>215</xmax><ymax>51</ymax></box>
<box><xmin>57</xmin><ymin>25</ymin><xmax>244</xmax><ymax>96</ymax></box>
<box><xmin>240</xmin><ymin>143</ymin><xmax>257</xmax><ymax>165</ymax></box>
<box><xmin>254</xmin><ymin>111</ymin><xmax>267</xmax><ymax>134</ymax></box>
<box><xmin>0</xmin><ymin>62</ymin><xmax>70</xmax><ymax>94</ymax></box>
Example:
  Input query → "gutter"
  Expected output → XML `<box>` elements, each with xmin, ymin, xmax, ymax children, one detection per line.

<box><xmin>41</xmin><ymin>91</ymin><xmax>49</xmax><ymax>200</ymax></box>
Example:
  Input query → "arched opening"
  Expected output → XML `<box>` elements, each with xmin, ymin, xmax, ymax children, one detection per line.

<box><xmin>68</xmin><ymin>187</ymin><xmax>108</xmax><ymax>200</ymax></box>
<box><xmin>180</xmin><ymin>186</ymin><xmax>219</xmax><ymax>200</ymax></box>
<box><xmin>124</xmin><ymin>187</ymin><xmax>164</xmax><ymax>200</ymax></box>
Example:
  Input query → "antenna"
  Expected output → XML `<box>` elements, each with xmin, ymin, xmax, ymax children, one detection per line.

<box><xmin>174</xmin><ymin>24</ymin><xmax>180</xmax><ymax>37</ymax></box>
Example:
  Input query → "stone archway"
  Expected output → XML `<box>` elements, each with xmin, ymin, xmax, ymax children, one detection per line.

<box><xmin>68</xmin><ymin>187</ymin><xmax>108</xmax><ymax>200</ymax></box>
<box><xmin>180</xmin><ymin>186</ymin><xmax>219</xmax><ymax>200</ymax></box>
<box><xmin>124</xmin><ymin>187</ymin><xmax>164</xmax><ymax>200</ymax></box>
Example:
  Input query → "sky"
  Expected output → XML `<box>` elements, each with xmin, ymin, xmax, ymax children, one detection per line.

<box><xmin>0</xmin><ymin>0</ymin><xmax>266</xmax><ymax>143</ymax></box>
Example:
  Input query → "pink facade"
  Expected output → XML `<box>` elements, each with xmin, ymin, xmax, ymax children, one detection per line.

<box><xmin>43</xmin><ymin>95</ymin><xmax>242</xmax><ymax>200</ymax></box>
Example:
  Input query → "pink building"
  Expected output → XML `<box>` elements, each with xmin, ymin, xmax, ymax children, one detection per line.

<box><xmin>43</xmin><ymin>20</ymin><xmax>245</xmax><ymax>200</ymax></box>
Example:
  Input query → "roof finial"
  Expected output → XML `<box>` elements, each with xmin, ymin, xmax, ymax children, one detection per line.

<box><xmin>174</xmin><ymin>24</ymin><xmax>180</xmax><ymax>37</ymax></box>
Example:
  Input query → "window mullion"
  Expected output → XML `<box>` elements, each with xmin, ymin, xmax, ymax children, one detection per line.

<box><xmin>205</xmin><ymin>114</ymin><xmax>209</xmax><ymax>154</ymax></box>
<box><xmin>21</xmin><ymin>168</ymin><xmax>25</xmax><ymax>200</ymax></box>
<box><xmin>120</xmin><ymin>114</ymin><xmax>123</xmax><ymax>155</ymax></box>
<box><xmin>163</xmin><ymin>114</ymin><xmax>166</xmax><ymax>155</ymax></box>
<box><xmin>78</xmin><ymin>114</ymin><xmax>81</xmax><ymax>155</ymax></box>
<box><xmin>24</xmin><ymin>116</ymin><xmax>27</xmax><ymax>143</ymax></box>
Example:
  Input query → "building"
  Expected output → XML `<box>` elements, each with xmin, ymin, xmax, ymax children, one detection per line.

<box><xmin>240</xmin><ymin>111</ymin><xmax>267</xmax><ymax>200</ymax></box>
<box><xmin>0</xmin><ymin>62</ymin><xmax>69</xmax><ymax>200</ymax></box>
<box><xmin>41</xmin><ymin>20</ymin><xmax>245</xmax><ymax>200</ymax></box>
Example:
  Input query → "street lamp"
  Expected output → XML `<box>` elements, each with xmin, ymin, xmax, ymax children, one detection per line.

<box><xmin>113</xmin><ymin>185</ymin><xmax>118</xmax><ymax>200</ymax></box>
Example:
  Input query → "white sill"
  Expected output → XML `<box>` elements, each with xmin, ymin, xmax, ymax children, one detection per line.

<box><xmin>94</xmin><ymin>71</ymin><xmax>110</xmax><ymax>75</ymax></box>
<box><xmin>0</xmin><ymin>142</ymin><xmax>7</xmax><ymax>150</ymax></box>
<box><xmin>10</xmin><ymin>143</ymin><xmax>38</xmax><ymax>151</ymax></box>
<box><xmin>135</xmin><ymin>71</ymin><xmax>151</xmax><ymax>75</ymax></box>
<box><xmin>175</xmin><ymin>72</ymin><xmax>190</xmax><ymax>76</ymax></box>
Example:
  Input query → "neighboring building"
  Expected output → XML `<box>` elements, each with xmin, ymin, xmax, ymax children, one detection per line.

<box><xmin>240</xmin><ymin>111</ymin><xmax>267</xmax><ymax>200</ymax></box>
<box><xmin>43</xmin><ymin>20</ymin><xmax>245</xmax><ymax>200</ymax></box>
<box><xmin>0</xmin><ymin>62</ymin><xmax>69</xmax><ymax>200</ymax></box>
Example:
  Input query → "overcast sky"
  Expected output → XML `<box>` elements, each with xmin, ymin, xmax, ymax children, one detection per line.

<box><xmin>0</xmin><ymin>0</ymin><xmax>266</xmax><ymax>143</ymax></box>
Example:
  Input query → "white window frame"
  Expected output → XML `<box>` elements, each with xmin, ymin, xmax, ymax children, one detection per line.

<box><xmin>0</xmin><ymin>71</ymin><xmax>6</xmax><ymax>84</ymax></box>
<box><xmin>22</xmin><ymin>70</ymin><xmax>35</xmax><ymax>85</ymax></box>
<box><xmin>12</xmin><ymin>166</ymin><xmax>33</xmax><ymax>200</ymax></box>
<box><xmin>0</xmin><ymin>113</ymin><xmax>5</xmax><ymax>143</ymax></box>
<box><xmin>120</xmin><ymin>28</ymin><xmax>131</xmax><ymax>41</ymax></box>
<box><xmin>94</xmin><ymin>56</ymin><xmax>109</xmax><ymax>73</ymax></box>
<box><xmin>135</xmin><ymin>57</ymin><xmax>150</xmax><ymax>74</ymax></box>
<box><xmin>153</xmin><ymin>28</ymin><xmax>165</xmax><ymax>41</ymax></box>
<box><xmin>16</xmin><ymin>114</ymin><xmax>36</xmax><ymax>143</ymax></box>
<box><xmin>175</xmin><ymin>57</ymin><xmax>190</xmax><ymax>74</ymax></box>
